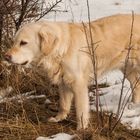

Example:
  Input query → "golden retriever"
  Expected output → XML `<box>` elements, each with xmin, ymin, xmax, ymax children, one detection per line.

<box><xmin>5</xmin><ymin>14</ymin><xmax>140</xmax><ymax>129</ymax></box>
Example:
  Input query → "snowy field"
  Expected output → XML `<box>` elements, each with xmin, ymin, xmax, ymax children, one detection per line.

<box><xmin>1</xmin><ymin>0</ymin><xmax>140</xmax><ymax>140</ymax></box>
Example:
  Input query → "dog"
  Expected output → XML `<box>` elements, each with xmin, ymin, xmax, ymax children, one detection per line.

<box><xmin>4</xmin><ymin>14</ymin><xmax>140</xmax><ymax>129</ymax></box>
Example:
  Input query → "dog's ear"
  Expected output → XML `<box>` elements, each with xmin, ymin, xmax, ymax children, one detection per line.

<box><xmin>39</xmin><ymin>26</ymin><xmax>58</xmax><ymax>55</ymax></box>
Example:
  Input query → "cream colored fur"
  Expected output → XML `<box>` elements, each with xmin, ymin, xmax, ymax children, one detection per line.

<box><xmin>5</xmin><ymin>14</ymin><xmax>140</xmax><ymax>129</ymax></box>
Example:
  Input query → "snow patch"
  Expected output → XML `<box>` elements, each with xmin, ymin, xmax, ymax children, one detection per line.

<box><xmin>91</xmin><ymin>71</ymin><xmax>140</xmax><ymax>129</ymax></box>
<box><xmin>0</xmin><ymin>90</ymin><xmax>46</xmax><ymax>103</ymax></box>
<box><xmin>45</xmin><ymin>99</ymin><xmax>52</xmax><ymax>104</ymax></box>
<box><xmin>36</xmin><ymin>133</ymin><xmax>76</xmax><ymax>140</ymax></box>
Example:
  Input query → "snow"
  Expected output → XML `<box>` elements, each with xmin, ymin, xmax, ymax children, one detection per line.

<box><xmin>91</xmin><ymin>71</ymin><xmax>140</xmax><ymax>129</ymax></box>
<box><xmin>45</xmin><ymin>0</ymin><xmax>140</xmax><ymax>22</ymax></box>
<box><xmin>45</xmin><ymin>99</ymin><xmax>52</xmax><ymax>104</ymax></box>
<box><xmin>90</xmin><ymin>70</ymin><xmax>140</xmax><ymax>129</ymax></box>
<box><xmin>36</xmin><ymin>133</ymin><xmax>76</xmax><ymax>140</ymax></box>
<box><xmin>0</xmin><ymin>90</ymin><xmax>46</xmax><ymax>103</ymax></box>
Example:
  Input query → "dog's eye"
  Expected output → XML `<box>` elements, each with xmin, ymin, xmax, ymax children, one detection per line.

<box><xmin>20</xmin><ymin>40</ymin><xmax>28</xmax><ymax>46</ymax></box>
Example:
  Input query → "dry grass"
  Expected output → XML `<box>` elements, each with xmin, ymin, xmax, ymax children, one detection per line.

<box><xmin>0</xmin><ymin>63</ymin><xmax>140</xmax><ymax>140</ymax></box>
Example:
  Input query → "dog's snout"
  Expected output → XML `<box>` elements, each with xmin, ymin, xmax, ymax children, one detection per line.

<box><xmin>4</xmin><ymin>54</ymin><xmax>12</xmax><ymax>62</ymax></box>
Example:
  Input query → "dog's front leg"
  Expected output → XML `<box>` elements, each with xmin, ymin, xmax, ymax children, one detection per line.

<box><xmin>72</xmin><ymin>78</ymin><xmax>89</xmax><ymax>129</ymax></box>
<box><xmin>48</xmin><ymin>84</ymin><xmax>73</xmax><ymax>122</ymax></box>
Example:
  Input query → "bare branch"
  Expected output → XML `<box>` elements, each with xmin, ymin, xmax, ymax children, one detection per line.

<box><xmin>36</xmin><ymin>0</ymin><xmax>62</xmax><ymax>21</ymax></box>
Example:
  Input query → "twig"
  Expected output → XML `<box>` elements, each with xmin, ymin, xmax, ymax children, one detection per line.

<box><xmin>36</xmin><ymin>0</ymin><xmax>62</xmax><ymax>21</ymax></box>
<box><xmin>110</xmin><ymin>11</ymin><xmax>135</xmax><ymax>133</ymax></box>
<box><xmin>117</xmin><ymin>11</ymin><xmax>134</xmax><ymax>117</ymax></box>
<box><xmin>86</xmin><ymin>0</ymin><xmax>100</xmax><ymax>128</ymax></box>
<box><xmin>24</xmin><ymin>0</ymin><xmax>39</xmax><ymax>19</ymax></box>
<box><xmin>110</xmin><ymin>77</ymin><xmax>140</xmax><ymax>133</ymax></box>
<box><xmin>1</xmin><ymin>0</ymin><xmax>17</xmax><ymax>26</ymax></box>
<box><xmin>15</xmin><ymin>0</ymin><xmax>30</xmax><ymax>30</ymax></box>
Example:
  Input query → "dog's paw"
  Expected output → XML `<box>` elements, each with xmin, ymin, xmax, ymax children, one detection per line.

<box><xmin>77</xmin><ymin>124</ymin><xmax>88</xmax><ymax>130</ymax></box>
<box><xmin>48</xmin><ymin>117</ymin><xmax>61</xmax><ymax>122</ymax></box>
<box><xmin>48</xmin><ymin>112</ymin><xmax>68</xmax><ymax>123</ymax></box>
<box><xmin>76</xmin><ymin>119</ymin><xmax>89</xmax><ymax>130</ymax></box>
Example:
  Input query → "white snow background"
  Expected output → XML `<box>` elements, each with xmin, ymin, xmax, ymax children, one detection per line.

<box><xmin>1</xmin><ymin>0</ymin><xmax>140</xmax><ymax>140</ymax></box>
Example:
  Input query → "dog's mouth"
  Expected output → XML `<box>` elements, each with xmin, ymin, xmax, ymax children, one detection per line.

<box><xmin>21</xmin><ymin>61</ymin><xmax>28</xmax><ymax>65</ymax></box>
<box><xmin>4</xmin><ymin>59</ymin><xmax>29</xmax><ymax>66</ymax></box>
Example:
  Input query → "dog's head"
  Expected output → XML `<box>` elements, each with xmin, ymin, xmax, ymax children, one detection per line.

<box><xmin>4</xmin><ymin>22</ymin><xmax>67</xmax><ymax>66</ymax></box>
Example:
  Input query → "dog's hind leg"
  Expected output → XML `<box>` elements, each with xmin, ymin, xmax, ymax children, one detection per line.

<box><xmin>48</xmin><ymin>84</ymin><xmax>73</xmax><ymax>122</ymax></box>
<box><xmin>125</xmin><ymin>69</ymin><xmax>140</xmax><ymax>103</ymax></box>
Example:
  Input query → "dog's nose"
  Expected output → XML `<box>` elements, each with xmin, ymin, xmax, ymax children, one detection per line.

<box><xmin>4</xmin><ymin>54</ymin><xmax>12</xmax><ymax>62</ymax></box>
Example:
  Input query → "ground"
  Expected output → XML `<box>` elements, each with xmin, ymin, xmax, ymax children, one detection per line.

<box><xmin>0</xmin><ymin>65</ymin><xmax>140</xmax><ymax>140</ymax></box>
<box><xmin>0</xmin><ymin>87</ymin><xmax>140</xmax><ymax>140</ymax></box>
